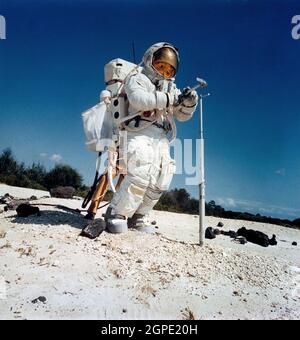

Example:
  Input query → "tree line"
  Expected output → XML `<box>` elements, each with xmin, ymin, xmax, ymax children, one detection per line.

<box><xmin>155</xmin><ymin>192</ymin><xmax>300</xmax><ymax>229</ymax></box>
<box><xmin>0</xmin><ymin>148</ymin><xmax>299</xmax><ymax>229</ymax></box>
<box><xmin>0</xmin><ymin>148</ymin><xmax>85</xmax><ymax>195</ymax></box>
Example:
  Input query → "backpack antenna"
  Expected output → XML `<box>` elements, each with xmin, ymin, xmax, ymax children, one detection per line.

<box><xmin>132</xmin><ymin>41</ymin><xmax>136</xmax><ymax>64</ymax></box>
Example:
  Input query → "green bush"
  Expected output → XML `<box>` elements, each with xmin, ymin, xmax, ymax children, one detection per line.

<box><xmin>44</xmin><ymin>165</ymin><xmax>83</xmax><ymax>190</ymax></box>
<box><xmin>0</xmin><ymin>148</ymin><xmax>82</xmax><ymax>191</ymax></box>
<box><xmin>0</xmin><ymin>148</ymin><xmax>21</xmax><ymax>176</ymax></box>
<box><xmin>25</xmin><ymin>163</ymin><xmax>47</xmax><ymax>189</ymax></box>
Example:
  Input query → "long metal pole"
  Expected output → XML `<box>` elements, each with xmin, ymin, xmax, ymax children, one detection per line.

<box><xmin>199</xmin><ymin>94</ymin><xmax>210</xmax><ymax>246</ymax></box>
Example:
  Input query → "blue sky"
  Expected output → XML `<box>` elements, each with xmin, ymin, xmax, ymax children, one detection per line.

<box><xmin>0</xmin><ymin>0</ymin><xmax>300</xmax><ymax>219</ymax></box>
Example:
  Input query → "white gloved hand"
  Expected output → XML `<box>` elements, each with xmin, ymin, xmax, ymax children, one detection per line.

<box><xmin>181</xmin><ymin>88</ymin><xmax>198</xmax><ymax>107</ymax></box>
<box><xmin>100</xmin><ymin>90</ymin><xmax>111</xmax><ymax>104</ymax></box>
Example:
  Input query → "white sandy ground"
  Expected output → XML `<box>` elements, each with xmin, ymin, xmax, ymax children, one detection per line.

<box><xmin>0</xmin><ymin>184</ymin><xmax>50</xmax><ymax>199</ymax></box>
<box><xmin>0</xmin><ymin>186</ymin><xmax>299</xmax><ymax>320</ymax></box>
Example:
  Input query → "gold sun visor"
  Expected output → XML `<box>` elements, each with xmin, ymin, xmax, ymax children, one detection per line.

<box><xmin>152</xmin><ymin>47</ymin><xmax>178</xmax><ymax>78</ymax></box>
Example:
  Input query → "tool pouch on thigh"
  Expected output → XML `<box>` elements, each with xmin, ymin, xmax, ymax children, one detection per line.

<box><xmin>156</xmin><ymin>157</ymin><xmax>176</xmax><ymax>191</ymax></box>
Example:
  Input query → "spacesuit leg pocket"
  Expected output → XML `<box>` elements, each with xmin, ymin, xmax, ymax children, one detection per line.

<box><xmin>156</xmin><ymin>157</ymin><xmax>176</xmax><ymax>191</ymax></box>
<box><xmin>111</xmin><ymin>176</ymin><xmax>146</xmax><ymax>217</ymax></box>
<box><xmin>127</xmin><ymin>137</ymin><xmax>153</xmax><ymax>186</ymax></box>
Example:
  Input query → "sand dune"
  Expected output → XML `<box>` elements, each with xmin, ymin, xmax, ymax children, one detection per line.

<box><xmin>0</xmin><ymin>186</ymin><xmax>299</xmax><ymax>320</ymax></box>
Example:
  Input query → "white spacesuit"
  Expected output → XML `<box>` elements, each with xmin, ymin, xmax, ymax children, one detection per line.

<box><xmin>105</xmin><ymin>42</ymin><xmax>198</xmax><ymax>233</ymax></box>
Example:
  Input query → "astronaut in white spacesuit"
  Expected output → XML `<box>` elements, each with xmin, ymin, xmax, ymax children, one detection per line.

<box><xmin>105</xmin><ymin>42</ymin><xmax>198</xmax><ymax>233</ymax></box>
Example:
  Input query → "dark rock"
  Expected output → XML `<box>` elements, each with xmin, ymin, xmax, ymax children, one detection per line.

<box><xmin>0</xmin><ymin>195</ymin><xmax>13</xmax><ymax>205</ymax></box>
<box><xmin>50</xmin><ymin>186</ymin><xmax>76</xmax><ymax>199</ymax></box>
<box><xmin>292</xmin><ymin>242</ymin><xmax>297</xmax><ymax>246</ymax></box>
<box><xmin>235</xmin><ymin>236</ymin><xmax>247</xmax><ymax>245</ymax></box>
<box><xmin>32</xmin><ymin>296</ymin><xmax>47</xmax><ymax>304</ymax></box>
<box><xmin>205</xmin><ymin>227</ymin><xmax>216</xmax><ymax>240</ymax></box>
<box><xmin>237</xmin><ymin>227</ymin><xmax>270</xmax><ymax>247</ymax></box>
<box><xmin>213</xmin><ymin>228</ymin><xmax>221</xmax><ymax>236</ymax></box>
<box><xmin>217</xmin><ymin>222</ymin><xmax>224</xmax><ymax>228</ymax></box>
<box><xmin>16</xmin><ymin>204</ymin><xmax>40</xmax><ymax>217</ymax></box>
<box><xmin>221</xmin><ymin>230</ymin><xmax>237</xmax><ymax>239</ymax></box>
<box><xmin>269</xmin><ymin>234</ymin><xmax>277</xmax><ymax>246</ymax></box>
<box><xmin>80</xmin><ymin>219</ymin><xmax>106</xmax><ymax>239</ymax></box>
<box><xmin>30</xmin><ymin>195</ymin><xmax>38</xmax><ymax>201</ymax></box>
<box><xmin>1</xmin><ymin>197</ymin><xmax>29</xmax><ymax>211</ymax></box>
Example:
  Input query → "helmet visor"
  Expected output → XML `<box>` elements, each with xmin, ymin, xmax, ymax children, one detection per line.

<box><xmin>152</xmin><ymin>47</ymin><xmax>178</xmax><ymax>78</ymax></box>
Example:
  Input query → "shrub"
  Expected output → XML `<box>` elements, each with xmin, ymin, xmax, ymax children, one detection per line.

<box><xmin>44</xmin><ymin>165</ymin><xmax>83</xmax><ymax>190</ymax></box>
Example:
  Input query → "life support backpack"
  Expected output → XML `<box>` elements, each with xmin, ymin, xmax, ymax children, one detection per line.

<box><xmin>81</xmin><ymin>59</ymin><xmax>142</xmax><ymax>152</ymax></box>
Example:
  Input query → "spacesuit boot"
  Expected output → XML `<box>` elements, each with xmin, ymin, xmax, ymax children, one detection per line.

<box><xmin>103</xmin><ymin>207</ymin><xmax>128</xmax><ymax>234</ymax></box>
<box><xmin>127</xmin><ymin>213</ymin><xmax>156</xmax><ymax>234</ymax></box>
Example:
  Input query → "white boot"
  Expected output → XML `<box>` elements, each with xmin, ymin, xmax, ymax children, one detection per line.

<box><xmin>103</xmin><ymin>207</ymin><xmax>128</xmax><ymax>234</ymax></box>
<box><xmin>127</xmin><ymin>214</ymin><xmax>156</xmax><ymax>234</ymax></box>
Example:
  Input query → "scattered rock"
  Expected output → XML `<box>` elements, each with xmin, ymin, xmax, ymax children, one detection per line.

<box><xmin>17</xmin><ymin>247</ymin><xmax>34</xmax><ymax>257</ymax></box>
<box><xmin>16</xmin><ymin>204</ymin><xmax>40</xmax><ymax>218</ymax></box>
<box><xmin>182</xmin><ymin>307</ymin><xmax>196</xmax><ymax>320</ymax></box>
<box><xmin>7</xmin><ymin>202</ymin><xmax>19</xmax><ymax>210</ymax></box>
<box><xmin>234</xmin><ymin>236</ymin><xmax>247</xmax><ymax>245</ymax></box>
<box><xmin>0</xmin><ymin>205</ymin><xmax>6</xmax><ymax>214</ymax></box>
<box><xmin>292</xmin><ymin>242</ymin><xmax>297</xmax><ymax>246</ymax></box>
<box><xmin>80</xmin><ymin>219</ymin><xmax>106</xmax><ymax>239</ymax></box>
<box><xmin>0</xmin><ymin>230</ymin><xmax>6</xmax><ymax>239</ymax></box>
<box><xmin>52</xmin><ymin>260</ymin><xmax>60</xmax><ymax>267</ymax></box>
<box><xmin>0</xmin><ymin>241</ymin><xmax>11</xmax><ymax>249</ymax></box>
<box><xmin>233</xmin><ymin>291</ymin><xmax>241</xmax><ymax>296</ymax></box>
<box><xmin>120</xmin><ymin>248</ymin><xmax>130</xmax><ymax>255</ymax></box>
<box><xmin>205</xmin><ymin>227</ymin><xmax>216</xmax><ymax>240</ymax></box>
<box><xmin>237</xmin><ymin>227</ymin><xmax>271</xmax><ymax>247</ymax></box>
<box><xmin>221</xmin><ymin>230</ymin><xmax>237</xmax><ymax>239</ymax></box>
<box><xmin>50</xmin><ymin>186</ymin><xmax>75</xmax><ymax>199</ymax></box>
<box><xmin>217</xmin><ymin>222</ymin><xmax>224</xmax><ymax>228</ymax></box>
<box><xmin>269</xmin><ymin>234</ymin><xmax>277</xmax><ymax>246</ymax></box>
<box><xmin>213</xmin><ymin>228</ymin><xmax>221</xmax><ymax>236</ymax></box>
<box><xmin>31</xmin><ymin>296</ymin><xmax>47</xmax><ymax>304</ymax></box>
<box><xmin>0</xmin><ymin>194</ymin><xmax>13</xmax><ymax>204</ymax></box>
<box><xmin>29</xmin><ymin>195</ymin><xmax>38</xmax><ymax>201</ymax></box>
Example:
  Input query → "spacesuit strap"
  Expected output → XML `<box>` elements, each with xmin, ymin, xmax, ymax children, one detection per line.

<box><xmin>124</xmin><ymin>115</ymin><xmax>141</xmax><ymax>127</ymax></box>
<box><xmin>134</xmin><ymin>115</ymin><xmax>141</xmax><ymax>127</ymax></box>
<box><xmin>181</xmin><ymin>102</ymin><xmax>197</xmax><ymax>109</ymax></box>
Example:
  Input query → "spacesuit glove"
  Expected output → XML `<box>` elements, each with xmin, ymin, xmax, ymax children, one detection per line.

<box><xmin>181</xmin><ymin>88</ymin><xmax>198</xmax><ymax>107</ymax></box>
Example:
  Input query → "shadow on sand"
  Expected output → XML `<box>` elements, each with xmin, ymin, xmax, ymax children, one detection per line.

<box><xmin>9</xmin><ymin>210</ymin><xmax>89</xmax><ymax>230</ymax></box>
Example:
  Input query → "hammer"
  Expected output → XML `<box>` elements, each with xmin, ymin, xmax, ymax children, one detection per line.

<box><xmin>176</xmin><ymin>77</ymin><xmax>208</xmax><ymax>105</ymax></box>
